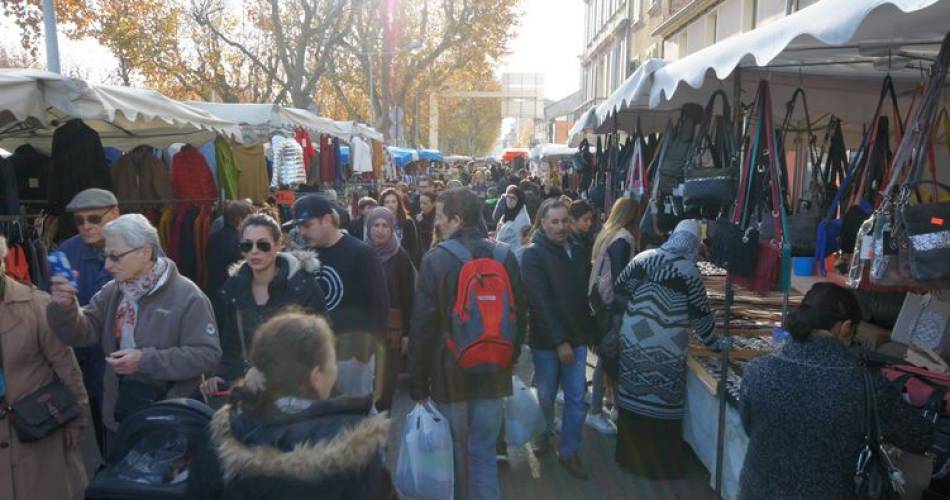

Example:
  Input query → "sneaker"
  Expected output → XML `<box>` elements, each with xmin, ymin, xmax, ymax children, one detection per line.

<box><xmin>558</xmin><ymin>455</ymin><xmax>590</xmax><ymax>480</ymax></box>
<box><xmin>585</xmin><ymin>413</ymin><xmax>617</xmax><ymax>435</ymax></box>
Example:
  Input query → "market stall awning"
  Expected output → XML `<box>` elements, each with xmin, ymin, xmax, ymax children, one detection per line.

<box><xmin>186</xmin><ymin>102</ymin><xmax>353</xmax><ymax>143</ymax></box>
<box><xmin>649</xmin><ymin>0</ymin><xmax>948</xmax><ymax>109</ymax></box>
<box><xmin>417</xmin><ymin>149</ymin><xmax>443</xmax><ymax>162</ymax></box>
<box><xmin>0</xmin><ymin>69</ymin><xmax>243</xmax><ymax>150</ymax></box>
<box><xmin>532</xmin><ymin>143</ymin><xmax>576</xmax><ymax>161</ymax></box>
<box><xmin>387</xmin><ymin>146</ymin><xmax>418</xmax><ymax>168</ymax></box>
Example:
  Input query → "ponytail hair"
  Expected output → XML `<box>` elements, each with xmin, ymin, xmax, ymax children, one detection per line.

<box><xmin>787</xmin><ymin>283</ymin><xmax>862</xmax><ymax>342</ymax></box>
<box><xmin>228</xmin><ymin>309</ymin><xmax>335</xmax><ymax>417</ymax></box>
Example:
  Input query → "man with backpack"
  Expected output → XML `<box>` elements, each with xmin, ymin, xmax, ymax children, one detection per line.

<box><xmin>409</xmin><ymin>187</ymin><xmax>526</xmax><ymax>500</ymax></box>
<box><xmin>521</xmin><ymin>198</ymin><xmax>595</xmax><ymax>480</ymax></box>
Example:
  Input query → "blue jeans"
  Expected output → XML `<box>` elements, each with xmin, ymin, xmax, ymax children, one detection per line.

<box><xmin>533</xmin><ymin>346</ymin><xmax>589</xmax><ymax>459</ymax></box>
<box><xmin>437</xmin><ymin>398</ymin><xmax>504</xmax><ymax>500</ymax></box>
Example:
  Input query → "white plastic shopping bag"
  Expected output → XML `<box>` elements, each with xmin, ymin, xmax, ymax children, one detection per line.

<box><xmin>504</xmin><ymin>375</ymin><xmax>546</xmax><ymax>447</ymax></box>
<box><xmin>395</xmin><ymin>402</ymin><xmax>454</xmax><ymax>500</ymax></box>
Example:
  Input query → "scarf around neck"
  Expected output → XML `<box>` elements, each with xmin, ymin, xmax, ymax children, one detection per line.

<box><xmin>114</xmin><ymin>258</ymin><xmax>170</xmax><ymax>349</ymax></box>
<box><xmin>364</xmin><ymin>207</ymin><xmax>401</xmax><ymax>262</ymax></box>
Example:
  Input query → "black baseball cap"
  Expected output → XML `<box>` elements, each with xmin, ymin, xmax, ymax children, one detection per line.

<box><xmin>285</xmin><ymin>195</ymin><xmax>335</xmax><ymax>228</ymax></box>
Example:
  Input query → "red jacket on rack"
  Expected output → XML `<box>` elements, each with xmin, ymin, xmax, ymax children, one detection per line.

<box><xmin>170</xmin><ymin>145</ymin><xmax>217</xmax><ymax>202</ymax></box>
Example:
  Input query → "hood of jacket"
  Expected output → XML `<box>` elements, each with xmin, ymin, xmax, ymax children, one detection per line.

<box><xmin>210</xmin><ymin>398</ymin><xmax>390</xmax><ymax>483</ymax></box>
<box><xmin>227</xmin><ymin>250</ymin><xmax>321</xmax><ymax>280</ymax></box>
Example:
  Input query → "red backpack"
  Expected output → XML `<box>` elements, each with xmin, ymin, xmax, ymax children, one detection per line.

<box><xmin>440</xmin><ymin>239</ymin><xmax>517</xmax><ymax>374</ymax></box>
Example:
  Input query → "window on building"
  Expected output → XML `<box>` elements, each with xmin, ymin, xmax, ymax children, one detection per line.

<box><xmin>742</xmin><ymin>0</ymin><xmax>758</xmax><ymax>31</ymax></box>
<box><xmin>632</xmin><ymin>0</ymin><xmax>642</xmax><ymax>24</ymax></box>
<box><xmin>705</xmin><ymin>12</ymin><xmax>718</xmax><ymax>46</ymax></box>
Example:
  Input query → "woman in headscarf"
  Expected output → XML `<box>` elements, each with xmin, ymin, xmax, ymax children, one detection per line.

<box><xmin>364</xmin><ymin>207</ymin><xmax>415</xmax><ymax>411</ymax></box>
<box><xmin>605</xmin><ymin>219</ymin><xmax>718</xmax><ymax>478</ymax></box>
<box><xmin>378</xmin><ymin>188</ymin><xmax>421</xmax><ymax>266</ymax></box>
<box><xmin>495</xmin><ymin>185</ymin><xmax>531</xmax><ymax>255</ymax></box>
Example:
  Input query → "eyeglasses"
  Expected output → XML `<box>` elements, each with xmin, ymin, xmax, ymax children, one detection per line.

<box><xmin>239</xmin><ymin>239</ymin><xmax>273</xmax><ymax>253</ymax></box>
<box><xmin>106</xmin><ymin>247</ymin><xmax>141</xmax><ymax>263</ymax></box>
<box><xmin>74</xmin><ymin>208</ymin><xmax>112</xmax><ymax>227</ymax></box>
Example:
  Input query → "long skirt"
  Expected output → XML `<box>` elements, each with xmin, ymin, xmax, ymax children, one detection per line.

<box><xmin>615</xmin><ymin>407</ymin><xmax>688</xmax><ymax>479</ymax></box>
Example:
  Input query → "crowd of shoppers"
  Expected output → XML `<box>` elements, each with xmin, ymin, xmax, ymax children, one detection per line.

<box><xmin>2</xmin><ymin>161</ymin><xmax>942</xmax><ymax>500</ymax></box>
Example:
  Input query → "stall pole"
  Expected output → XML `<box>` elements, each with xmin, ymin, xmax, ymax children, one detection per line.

<box><xmin>714</xmin><ymin>279</ymin><xmax>734</xmax><ymax>496</ymax></box>
<box><xmin>42</xmin><ymin>0</ymin><xmax>61</xmax><ymax>73</ymax></box>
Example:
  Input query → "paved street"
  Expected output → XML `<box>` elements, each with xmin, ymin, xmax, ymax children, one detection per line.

<box><xmin>385</xmin><ymin>349</ymin><xmax>719</xmax><ymax>500</ymax></box>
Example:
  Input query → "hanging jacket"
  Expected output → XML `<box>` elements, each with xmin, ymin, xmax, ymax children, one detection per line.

<box><xmin>8</xmin><ymin>144</ymin><xmax>50</xmax><ymax>203</ymax></box>
<box><xmin>171</xmin><ymin>145</ymin><xmax>217</xmax><ymax>202</ymax></box>
<box><xmin>270</xmin><ymin>136</ymin><xmax>306</xmax><ymax>189</ymax></box>
<box><xmin>295</xmin><ymin>128</ymin><xmax>316</xmax><ymax>179</ymax></box>
<box><xmin>233</xmin><ymin>143</ymin><xmax>269</xmax><ymax>203</ymax></box>
<box><xmin>47</xmin><ymin>119</ymin><xmax>112</xmax><ymax>216</ymax></box>
<box><xmin>215</xmin><ymin>136</ymin><xmax>240</xmax><ymax>200</ymax></box>
<box><xmin>111</xmin><ymin>146</ymin><xmax>174</xmax><ymax>210</ymax></box>
<box><xmin>0</xmin><ymin>157</ymin><xmax>18</xmax><ymax>215</ymax></box>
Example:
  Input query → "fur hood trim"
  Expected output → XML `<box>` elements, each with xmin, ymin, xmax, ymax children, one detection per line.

<box><xmin>227</xmin><ymin>250</ymin><xmax>321</xmax><ymax>279</ymax></box>
<box><xmin>211</xmin><ymin>405</ymin><xmax>390</xmax><ymax>483</ymax></box>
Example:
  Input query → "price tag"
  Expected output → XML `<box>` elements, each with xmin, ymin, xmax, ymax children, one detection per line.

<box><xmin>860</xmin><ymin>235</ymin><xmax>874</xmax><ymax>260</ymax></box>
<box><xmin>275</xmin><ymin>190</ymin><xmax>296</xmax><ymax>207</ymax></box>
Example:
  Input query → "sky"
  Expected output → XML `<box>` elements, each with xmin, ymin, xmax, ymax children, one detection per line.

<box><xmin>501</xmin><ymin>0</ymin><xmax>585</xmax><ymax>102</ymax></box>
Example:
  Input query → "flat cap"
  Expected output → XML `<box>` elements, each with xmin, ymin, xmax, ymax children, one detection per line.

<box><xmin>66</xmin><ymin>188</ymin><xmax>118</xmax><ymax>212</ymax></box>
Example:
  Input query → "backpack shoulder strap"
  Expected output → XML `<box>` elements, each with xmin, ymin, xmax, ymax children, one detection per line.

<box><xmin>439</xmin><ymin>239</ymin><xmax>473</xmax><ymax>263</ymax></box>
<box><xmin>491</xmin><ymin>241</ymin><xmax>511</xmax><ymax>264</ymax></box>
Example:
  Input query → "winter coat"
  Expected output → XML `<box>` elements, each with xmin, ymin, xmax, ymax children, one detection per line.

<box><xmin>397</xmin><ymin>216</ymin><xmax>421</xmax><ymax>267</ymax></box>
<box><xmin>738</xmin><ymin>334</ymin><xmax>934</xmax><ymax>500</ymax></box>
<box><xmin>186</xmin><ymin>395</ymin><xmax>395</xmax><ymax>500</ymax></box>
<box><xmin>381</xmin><ymin>247</ymin><xmax>415</xmax><ymax>337</ymax></box>
<box><xmin>8</xmin><ymin>144</ymin><xmax>50</xmax><ymax>203</ymax></box>
<box><xmin>204</xmin><ymin>224</ymin><xmax>242</xmax><ymax>296</ymax></box>
<box><xmin>0</xmin><ymin>157</ymin><xmax>19</xmax><ymax>216</ymax></box>
<box><xmin>170</xmin><ymin>145</ymin><xmax>217</xmax><ymax>202</ymax></box>
<box><xmin>409</xmin><ymin>227</ymin><xmax>526</xmax><ymax>404</ymax></box>
<box><xmin>214</xmin><ymin>252</ymin><xmax>328</xmax><ymax>382</ymax></box>
<box><xmin>520</xmin><ymin>230</ymin><xmax>593</xmax><ymax>350</ymax></box>
<box><xmin>111</xmin><ymin>145</ymin><xmax>174</xmax><ymax>210</ymax></box>
<box><xmin>46</xmin><ymin>258</ymin><xmax>222</xmax><ymax>430</ymax></box>
<box><xmin>495</xmin><ymin>205</ymin><xmax>531</xmax><ymax>257</ymax></box>
<box><xmin>270</xmin><ymin>136</ymin><xmax>306</xmax><ymax>188</ymax></box>
<box><xmin>48</xmin><ymin>119</ymin><xmax>112</xmax><ymax>217</ymax></box>
<box><xmin>0</xmin><ymin>277</ymin><xmax>89</xmax><ymax>500</ymax></box>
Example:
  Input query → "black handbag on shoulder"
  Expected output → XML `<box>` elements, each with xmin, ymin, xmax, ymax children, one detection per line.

<box><xmin>854</xmin><ymin>363</ymin><xmax>903</xmax><ymax>499</ymax></box>
<box><xmin>0</xmin><ymin>337</ymin><xmax>80</xmax><ymax>443</ymax></box>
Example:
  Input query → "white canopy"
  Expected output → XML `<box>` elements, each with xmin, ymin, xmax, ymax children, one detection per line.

<box><xmin>532</xmin><ymin>143</ymin><xmax>577</xmax><ymax>160</ymax></box>
<box><xmin>572</xmin><ymin>0</ymin><xmax>949</xmax><ymax>143</ymax></box>
<box><xmin>0</xmin><ymin>69</ymin><xmax>243</xmax><ymax>150</ymax></box>
<box><xmin>187</xmin><ymin>102</ymin><xmax>384</xmax><ymax>144</ymax></box>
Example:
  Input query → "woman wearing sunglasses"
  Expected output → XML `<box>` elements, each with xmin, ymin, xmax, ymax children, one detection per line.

<box><xmin>48</xmin><ymin>214</ymin><xmax>221</xmax><ymax>449</ymax></box>
<box><xmin>200</xmin><ymin>214</ymin><xmax>327</xmax><ymax>399</ymax></box>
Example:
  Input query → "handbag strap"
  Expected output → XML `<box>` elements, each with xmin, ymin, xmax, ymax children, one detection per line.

<box><xmin>780</xmin><ymin>88</ymin><xmax>821</xmax><ymax>169</ymax></box>
<box><xmin>733</xmin><ymin>89</ymin><xmax>765</xmax><ymax>226</ymax></box>
<box><xmin>687</xmin><ymin>89</ymin><xmax>736</xmax><ymax>173</ymax></box>
<box><xmin>887</xmin><ymin>33</ymin><xmax>950</xmax><ymax>206</ymax></box>
<box><xmin>761</xmin><ymin>81</ymin><xmax>787</xmax><ymax>243</ymax></box>
<box><xmin>235</xmin><ymin>308</ymin><xmax>248</xmax><ymax>365</ymax></box>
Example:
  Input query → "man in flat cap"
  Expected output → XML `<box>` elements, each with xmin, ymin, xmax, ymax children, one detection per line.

<box><xmin>55</xmin><ymin>187</ymin><xmax>119</xmax><ymax>451</ymax></box>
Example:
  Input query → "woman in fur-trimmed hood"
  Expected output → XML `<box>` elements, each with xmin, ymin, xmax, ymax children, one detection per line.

<box><xmin>187</xmin><ymin>311</ymin><xmax>395</xmax><ymax>500</ymax></box>
<box><xmin>200</xmin><ymin>214</ymin><xmax>327</xmax><ymax>398</ymax></box>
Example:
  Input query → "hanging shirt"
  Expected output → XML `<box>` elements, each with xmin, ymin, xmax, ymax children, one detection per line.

<box><xmin>215</xmin><ymin>136</ymin><xmax>240</xmax><ymax>200</ymax></box>
<box><xmin>233</xmin><ymin>143</ymin><xmax>270</xmax><ymax>204</ymax></box>
<box><xmin>351</xmin><ymin>137</ymin><xmax>373</xmax><ymax>174</ymax></box>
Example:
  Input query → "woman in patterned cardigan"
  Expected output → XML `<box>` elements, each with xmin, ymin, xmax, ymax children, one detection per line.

<box><xmin>608</xmin><ymin>219</ymin><xmax>718</xmax><ymax>478</ymax></box>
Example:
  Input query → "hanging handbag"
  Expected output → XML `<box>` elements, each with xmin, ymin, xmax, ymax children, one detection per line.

<box><xmin>0</xmin><ymin>333</ymin><xmax>80</xmax><ymax>443</ymax></box>
<box><xmin>682</xmin><ymin>90</ymin><xmax>739</xmax><ymax>218</ymax></box>
<box><xmin>854</xmin><ymin>363</ymin><xmax>904</xmax><ymax>499</ymax></box>
<box><xmin>781</xmin><ymin>88</ymin><xmax>827</xmax><ymax>256</ymax></box>
<box><xmin>626</xmin><ymin>121</ymin><xmax>648</xmax><ymax>201</ymax></box>
<box><xmin>817</xmin><ymin>76</ymin><xmax>903</xmax><ymax>274</ymax></box>
<box><xmin>731</xmin><ymin>80</ymin><xmax>791</xmax><ymax>295</ymax></box>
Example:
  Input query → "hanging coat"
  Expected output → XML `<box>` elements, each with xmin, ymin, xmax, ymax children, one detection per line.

<box><xmin>111</xmin><ymin>145</ymin><xmax>174</xmax><ymax>210</ymax></box>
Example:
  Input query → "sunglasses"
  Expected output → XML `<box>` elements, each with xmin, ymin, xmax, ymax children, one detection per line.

<box><xmin>106</xmin><ymin>247</ymin><xmax>141</xmax><ymax>263</ymax></box>
<box><xmin>239</xmin><ymin>239</ymin><xmax>273</xmax><ymax>253</ymax></box>
<box><xmin>74</xmin><ymin>209</ymin><xmax>112</xmax><ymax>227</ymax></box>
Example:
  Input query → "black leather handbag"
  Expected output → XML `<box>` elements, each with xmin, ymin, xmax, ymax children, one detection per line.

<box><xmin>0</xmin><ymin>338</ymin><xmax>80</xmax><ymax>443</ymax></box>
<box><xmin>683</xmin><ymin>90</ymin><xmax>739</xmax><ymax>218</ymax></box>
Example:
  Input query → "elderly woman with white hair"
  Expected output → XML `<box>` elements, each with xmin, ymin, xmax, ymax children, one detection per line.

<box><xmin>48</xmin><ymin>214</ymin><xmax>221</xmax><ymax>447</ymax></box>
<box><xmin>0</xmin><ymin>235</ymin><xmax>90</xmax><ymax>500</ymax></box>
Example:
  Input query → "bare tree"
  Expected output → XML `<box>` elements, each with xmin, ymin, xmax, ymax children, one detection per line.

<box><xmin>192</xmin><ymin>0</ymin><xmax>361</xmax><ymax>107</ymax></box>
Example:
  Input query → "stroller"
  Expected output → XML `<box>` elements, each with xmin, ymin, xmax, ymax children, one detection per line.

<box><xmin>86</xmin><ymin>399</ymin><xmax>214</xmax><ymax>499</ymax></box>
